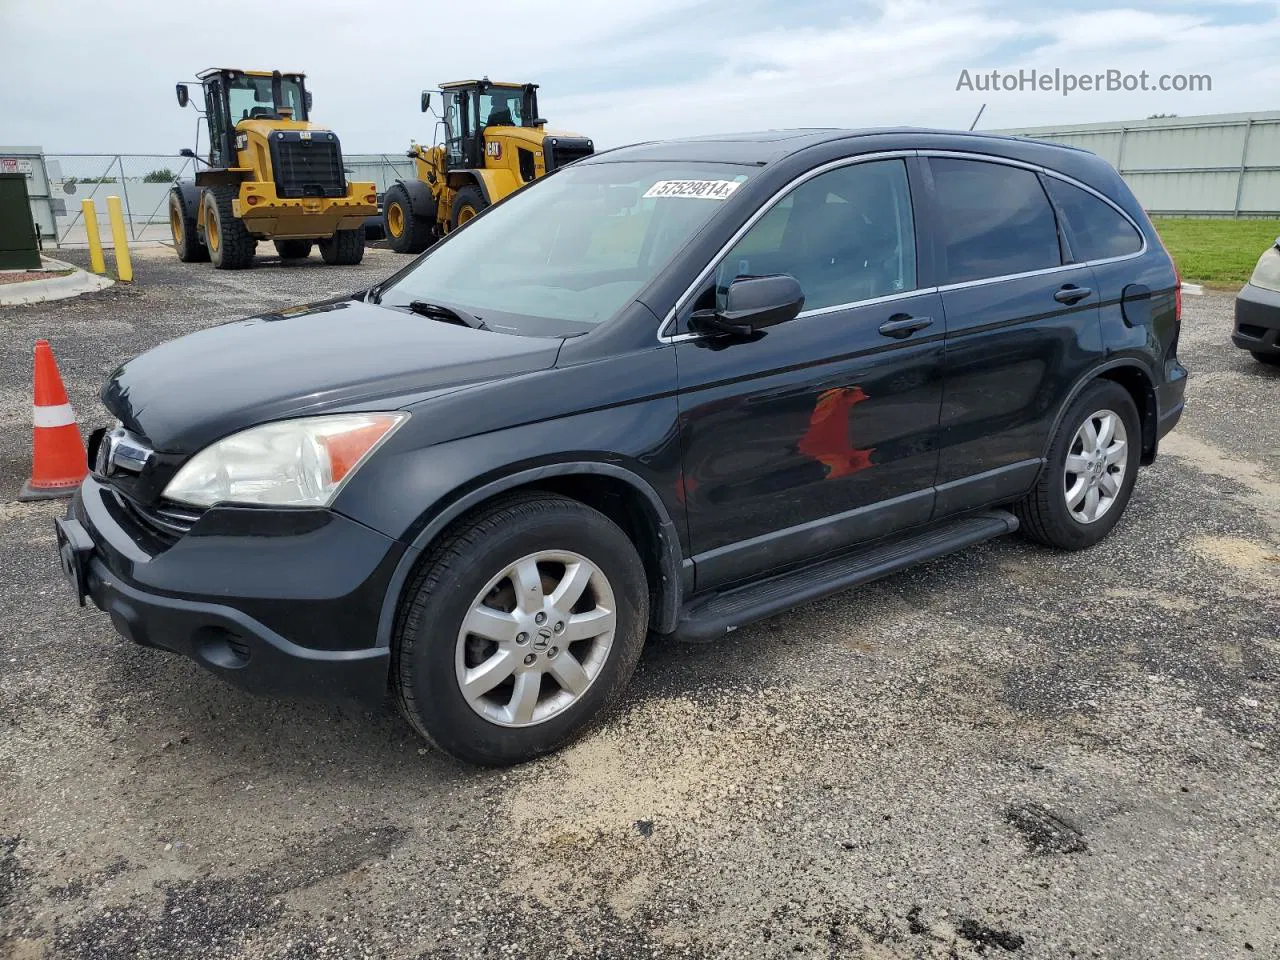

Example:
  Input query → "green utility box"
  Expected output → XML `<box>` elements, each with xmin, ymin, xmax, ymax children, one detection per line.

<box><xmin>0</xmin><ymin>172</ymin><xmax>41</xmax><ymax>270</ymax></box>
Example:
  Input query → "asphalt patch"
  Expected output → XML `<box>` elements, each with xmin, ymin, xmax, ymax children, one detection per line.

<box><xmin>1004</xmin><ymin>802</ymin><xmax>1088</xmax><ymax>854</ymax></box>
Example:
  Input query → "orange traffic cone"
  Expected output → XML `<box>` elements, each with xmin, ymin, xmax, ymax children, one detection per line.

<box><xmin>18</xmin><ymin>340</ymin><xmax>88</xmax><ymax>501</ymax></box>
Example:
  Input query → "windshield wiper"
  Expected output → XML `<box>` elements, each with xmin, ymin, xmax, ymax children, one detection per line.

<box><xmin>406</xmin><ymin>300</ymin><xmax>489</xmax><ymax>331</ymax></box>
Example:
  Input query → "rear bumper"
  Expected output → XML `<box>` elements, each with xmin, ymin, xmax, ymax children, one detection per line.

<box><xmin>1233</xmin><ymin>282</ymin><xmax>1280</xmax><ymax>355</ymax></box>
<box><xmin>58</xmin><ymin>477</ymin><xmax>401</xmax><ymax>704</ymax></box>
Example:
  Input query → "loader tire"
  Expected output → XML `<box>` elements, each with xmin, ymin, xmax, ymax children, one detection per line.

<box><xmin>450</xmin><ymin>186</ymin><xmax>487</xmax><ymax>232</ymax></box>
<box><xmin>169</xmin><ymin>189</ymin><xmax>208</xmax><ymax>262</ymax></box>
<box><xmin>273</xmin><ymin>239</ymin><xmax>313</xmax><ymax>259</ymax></box>
<box><xmin>203</xmin><ymin>185</ymin><xmax>256</xmax><ymax>270</ymax></box>
<box><xmin>319</xmin><ymin>228</ymin><xmax>365</xmax><ymax>265</ymax></box>
<box><xmin>383</xmin><ymin>183</ymin><xmax>435</xmax><ymax>254</ymax></box>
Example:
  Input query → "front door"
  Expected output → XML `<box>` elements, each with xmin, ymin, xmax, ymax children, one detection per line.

<box><xmin>203</xmin><ymin>77</ymin><xmax>231</xmax><ymax>168</ymax></box>
<box><xmin>674</xmin><ymin>157</ymin><xmax>945</xmax><ymax>590</ymax></box>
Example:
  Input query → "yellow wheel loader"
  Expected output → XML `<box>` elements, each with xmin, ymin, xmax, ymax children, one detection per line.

<box><xmin>382</xmin><ymin>79</ymin><xmax>594</xmax><ymax>254</ymax></box>
<box><xmin>169</xmin><ymin>68</ymin><xmax>378</xmax><ymax>269</ymax></box>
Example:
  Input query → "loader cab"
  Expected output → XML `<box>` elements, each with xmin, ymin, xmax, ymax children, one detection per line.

<box><xmin>435</xmin><ymin>79</ymin><xmax>541</xmax><ymax>171</ymax></box>
<box><xmin>178</xmin><ymin>69</ymin><xmax>311</xmax><ymax>170</ymax></box>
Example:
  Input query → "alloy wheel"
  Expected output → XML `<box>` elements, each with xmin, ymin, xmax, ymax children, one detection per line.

<box><xmin>1064</xmin><ymin>408</ymin><xmax>1128</xmax><ymax>523</ymax></box>
<box><xmin>454</xmin><ymin>550</ymin><xmax>616</xmax><ymax>728</ymax></box>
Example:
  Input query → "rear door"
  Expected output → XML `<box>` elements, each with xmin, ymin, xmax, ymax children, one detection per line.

<box><xmin>1041</xmin><ymin>174</ymin><xmax>1152</xmax><ymax>366</ymax></box>
<box><xmin>925</xmin><ymin>155</ymin><xmax>1104</xmax><ymax>515</ymax></box>
<box><xmin>673</xmin><ymin>156</ymin><xmax>946</xmax><ymax>590</ymax></box>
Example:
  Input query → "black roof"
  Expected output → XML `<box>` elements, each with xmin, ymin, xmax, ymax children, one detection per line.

<box><xmin>588</xmin><ymin>127</ymin><xmax>1094</xmax><ymax>167</ymax></box>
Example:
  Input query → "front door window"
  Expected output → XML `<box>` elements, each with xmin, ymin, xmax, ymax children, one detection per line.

<box><xmin>715</xmin><ymin>159</ymin><xmax>918</xmax><ymax>312</ymax></box>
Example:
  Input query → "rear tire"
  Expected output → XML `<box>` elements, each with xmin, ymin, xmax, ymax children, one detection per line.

<box><xmin>1251</xmin><ymin>351</ymin><xmax>1280</xmax><ymax>367</ymax></box>
<box><xmin>449</xmin><ymin>185</ymin><xmax>487</xmax><ymax>232</ymax></box>
<box><xmin>383</xmin><ymin>182</ymin><xmax>435</xmax><ymax>254</ymax></box>
<box><xmin>393</xmin><ymin>494</ymin><xmax>649</xmax><ymax>766</ymax></box>
<box><xmin>273</xmin><ymin>239</ymin><xmax>313</xmax><ymax>259</ymax></box>
<box><xmin>318</xmin><ymin>228</ymin><xmax>364</xmax><ymax>265</ymax></box>
<box><xmin>1015</xmin><ymin>380</ymin><xmax>1141</xmax><ymax>550</ymax></box>
<box><xmin>169</xmin><ymin>189</ymin><xmax>208</xmax><ymax>262</ymax></box>
<box><xmin>203</xmin><ymin>185</ymin><xmax>256</xmax><ymax>270</ymax></box>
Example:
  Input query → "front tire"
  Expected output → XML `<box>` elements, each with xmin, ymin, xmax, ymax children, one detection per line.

<box><xmin>1015</xmin><ymin>380</ymin><xmax>1141</xmax><ymax>550</ymax></box>
<box><xmin>393</xmin><ymin>494</ymin><xmax>649</xmax><ymax>766</ymax></box>
<box><xmin>169</xmin><ymin>189</ymin><xmax>208</xmax><ymax>262</ymax></box>
<box><xmin>383</xmin><ymin>182</ymin><xmax>435</xmax><ymax>254</ymax></box>
<box><xmin>1251</xmin><ymin>351</ymin><xmax>1280</xmax><ymax>367</ymax></box>
<box><xmin>318</xmin><ymin>228</ymin><xmax>364</xmax><ymax>265</ymax></box>
<box><xmin>273</xmin><ymin>238</ymin><xmax>313</xmax><ymax>259</ymax></box>
<box><xmin>203</xmin><ymin>185</ymin><xmax>256</xmax><ymax>270</ymax></box>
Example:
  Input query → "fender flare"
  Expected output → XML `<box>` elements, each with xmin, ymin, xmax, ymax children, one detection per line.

<box><xmin>449</xmin><ymin>168</ymin><xmax>520</xmax><ymax>207</ymax></box>
<box><xmin>1041</xmin><ymin>358</ymin><xmax>1158</xmax><ymax>463</ymax></box>
<box><xmin>396</xmin><ymin>178</ymin><xmax>436</xmax><ymax>218</ymax></box>
<box><xmin>374</xmin><ymin>461</ymin><xmax>686</xmax><ymax>649</ymax></box>
<box><xmin>171</xmin><ymin>180</ymin><xmax>201</xmax><ymax>220</ymax></box>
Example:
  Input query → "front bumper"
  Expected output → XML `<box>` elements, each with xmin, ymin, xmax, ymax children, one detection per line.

<box><xmin>233</xmin><ymin>180</ymin><xmax>379</xmax><ymax>240</ymax></box>
<box><xmin>58</xmin><ymin>477</ymin><xmax>403</xmax><ymax>704</ymax></box>
<box><xmin>1233</xmin><ymin>282</ymin><xmax>1280</xmax><ymax>355</ymax></box>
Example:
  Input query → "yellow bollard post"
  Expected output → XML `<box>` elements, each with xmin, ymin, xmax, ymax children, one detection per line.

<box><xmin>106</xmin><ymin>196</ymin><xmax>133</xmax><ymax>282</ymax></box>
<box><xmin>81</xmin><ymin>199</ymin><xmax>107</xmax><ymax>275</ymax></box>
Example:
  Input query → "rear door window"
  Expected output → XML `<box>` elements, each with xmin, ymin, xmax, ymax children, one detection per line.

<box><xmin>929</xmin><ymin>158</ymin><xmax>1062</xmax><ymax>284</ymax></box>
<box><xmin>1044</xmin><ymin>177</ymin><xmax>1144</xmax><ymax>261</ymax></box>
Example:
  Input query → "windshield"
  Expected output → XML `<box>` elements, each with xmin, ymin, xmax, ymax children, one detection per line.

<box><xmin>378</xmin><ymin>161</ymin><xmax>758</xmax><ymax>336</ymax></box>
<box><xmin>227</xmin><ymin>74</ymin><xmax>306</xmax><ymax>123</ymax></box>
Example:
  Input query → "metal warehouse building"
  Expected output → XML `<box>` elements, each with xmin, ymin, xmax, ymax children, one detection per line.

<box><xmin>993</xmin><ymin>110</ymin><xmax>1280</xmax><ymax>218</ymax></box>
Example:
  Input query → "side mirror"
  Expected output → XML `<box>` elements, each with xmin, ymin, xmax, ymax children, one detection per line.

<box><xmin>305</xmin><ymin>91</ymin><xmax>313</xmax><ymax>112</ymax></box>
<box><xmin>179</xmin><ymin>147</ymin><xmax>196</xmax><ymax>158</ymax></box>
<box><xmin>420</xmin><ymin>91</ymin><xmax>432</xmax><ymax>113</ymax></box>
<box><xmin>691</xmin><ymin>275</ymin><xmax>805</xmax><ymax>336</ymax></box>
<box><xmin>176</xmin><ymin>83</ymin><xmax>189</xmax><ymax>108</ymax></box>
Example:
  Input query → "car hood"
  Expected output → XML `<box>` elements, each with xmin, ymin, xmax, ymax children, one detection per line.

<box><xmin>102</xmin><ymin>297</ymin><xmax>563</xmax><ymax>453</ymax></box>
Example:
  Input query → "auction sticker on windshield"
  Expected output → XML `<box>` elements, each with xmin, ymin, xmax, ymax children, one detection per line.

<box><xmin>643</xmin><ymin>179</ymin><xmax>742</xmax><ymax>200</ymax></box>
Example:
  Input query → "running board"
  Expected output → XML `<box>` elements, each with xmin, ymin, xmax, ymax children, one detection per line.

<box><xmin>672</xmin><ymin>510</ymin><xmax>1019</xmax><ymax>643</ymax></box>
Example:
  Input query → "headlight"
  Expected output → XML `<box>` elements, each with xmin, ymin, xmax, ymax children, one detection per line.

<box><xmin>163</xmin><ymin>413</ymin><xmax>407</xmax><ymax>508</ymax></box>
<box><xmin>1250</xmin><ymin>242</ymin><xmax>1280</xmax><ymax>293</ymax></box>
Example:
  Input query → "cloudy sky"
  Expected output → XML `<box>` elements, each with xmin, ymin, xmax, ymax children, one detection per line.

<box><xmin>3</xmin><ymin>0</ymin><xmax>1279</xmax><ymax>155</ymax></box>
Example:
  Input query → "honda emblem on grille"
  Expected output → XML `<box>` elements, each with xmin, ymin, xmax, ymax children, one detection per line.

<box><xmin>96</xmin><ymin>430</ymin><xmax>120</xmax><ymax>477</ymax></box>
<box><xmin>95</xmin><ymin>427</ymin><xmax>153</xmax><ymax>478</ymax></box>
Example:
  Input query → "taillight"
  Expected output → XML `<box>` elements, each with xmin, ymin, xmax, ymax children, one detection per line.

<box><xmin>246</xmin><ymin>195</ymin><xmax>261</xmax><ymax>206</ymax></box>
<box><xmin>1174</xmin><ymin>265</ymin><xmax>1182</xmax><ymax>322</ymax></box>
<box><xmin>1153</xmin><ymin>221</ymin><xmax>1182</xmax><ymax>322</ymax></box>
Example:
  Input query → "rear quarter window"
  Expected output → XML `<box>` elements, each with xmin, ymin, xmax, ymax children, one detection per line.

<box><xmin>1044</xmin><ymin>177</ymin><xmax>1144</xmax><ymax>262</ymax></box>
<box><xmin>930</xmin><ymin>158</ymin><xmax>1062</xmax><ymax>285</ymax></box>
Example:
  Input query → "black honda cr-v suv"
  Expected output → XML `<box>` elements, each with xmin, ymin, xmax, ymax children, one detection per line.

<box><xmin>56</xmin><ymin>128</ymin><xmax>1186</xmax><ymax>764</ymax></box>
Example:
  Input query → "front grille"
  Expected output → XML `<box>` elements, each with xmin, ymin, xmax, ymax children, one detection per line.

<box><xmin>271</xmin><ymin>132</ymin><xmax>347</xmax><ymax>199</ymax></box>
<box><xmin>1237</xmin><ymin>323</ymin><xmax>1266</xmax><ymax>339</ymax></box>
<box><xmin>112</xmin><ymin>490</ymin><xmax>203</xmax><ymax>546</ymax></box>
<box><xmin>543</xmin><ymin>135</ymin><xmax>594</xmax><ymax>172</ymax></box>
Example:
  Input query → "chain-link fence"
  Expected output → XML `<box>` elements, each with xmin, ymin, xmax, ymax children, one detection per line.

<box><xmin>44</xmin><ymin>154</ymin><xmax>197</xmax><ymax>245</ymax></box>
<box><xmin>41</xmin><ymin>153</ymin><xmax>415</xmax><ymax>247</ymax></box>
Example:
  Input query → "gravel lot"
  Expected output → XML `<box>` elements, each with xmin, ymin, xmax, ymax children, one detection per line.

<box><xmin>1</xmin><ymin>247</ymin><xmax>1278</xmax><ymax>960</ymax></box>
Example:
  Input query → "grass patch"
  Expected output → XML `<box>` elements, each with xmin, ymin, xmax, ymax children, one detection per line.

<box><xmin>1152</xmin><ymin>217</ymin><xmax>1280</xmax><ymax>286</ymax></box>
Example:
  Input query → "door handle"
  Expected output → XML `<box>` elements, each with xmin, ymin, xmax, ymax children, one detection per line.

<box><xmin>1054</xmin><ymin>284</ymin><xmax>1093</xmax><ymax>305</ymax></box>
<box><xmin>878</xmin><ymin>314</ymin><xmax>933</xmax><ymax>339</ymax></box>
